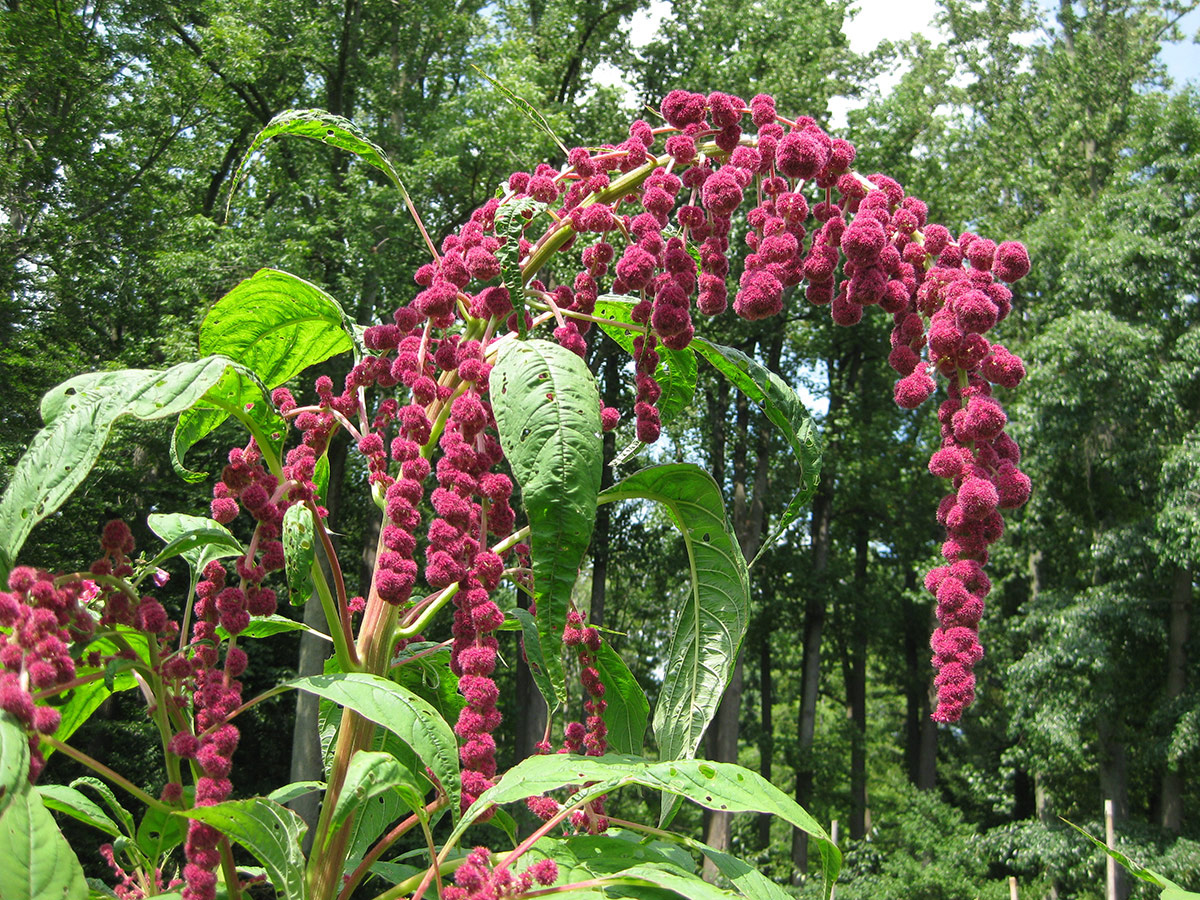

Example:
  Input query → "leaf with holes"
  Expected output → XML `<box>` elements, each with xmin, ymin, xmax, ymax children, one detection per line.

<box><xmin>494</xmin><ymin>197</ymin><xmax>545</xmax><ymax>338</ymax></box>
<box><xmin>692</xmin><ymin>338</ymin><xmax>822</xmax><ymax>566</ymax></box>
<box><xmin>177</xmin><ymin>798</ymin><xmax>307</xmax><ymax>900</ymax></box>
<box><xmin>491</xmin><ymin>339</ymin><xmax>602</xmax><ymax>712</ymax></box>
<box><xmin>228</xmin><ymin>110</ymin><xmax>404</xmax><ymax>216</ymax></box>
<box><xmin>0</xmin><ymin>358</ymin><xmax>262</xmax><ymax>576</ymax></box>
<box><xmin>283</xmin><ymin>503</ymin><xmax>317</xmax><ymax>604</ymax></box>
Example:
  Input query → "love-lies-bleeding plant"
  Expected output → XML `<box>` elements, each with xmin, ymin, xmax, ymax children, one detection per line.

<box><xmin>0</xmin><ymin>89</ymin><xmax>1030</xmax><ymax>900</ymax></box>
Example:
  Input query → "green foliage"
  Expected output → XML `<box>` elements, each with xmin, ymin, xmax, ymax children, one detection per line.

<box><xmin>179</xmin><ymin>798</ymin><xmax>309</xmax><ymax>899</ymax></box>
<box><xmin>599</xmin><ymin>464</ymin><xmax>750</xmax><ymax>769</ymax></box>
<box><xmin>491</xmin><ymin>338</ymin><xmax>604</xmax><ymax>710</ymax></box>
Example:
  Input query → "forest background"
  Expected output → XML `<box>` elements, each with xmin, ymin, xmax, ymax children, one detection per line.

<box><xmin>2</xmin><ymin>0</ymin><xmax>1199</xmax><ymax>897</ymax></box>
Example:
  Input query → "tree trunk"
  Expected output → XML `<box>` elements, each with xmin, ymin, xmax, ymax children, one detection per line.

<box><xmin>757</xmin><ymin>599</ymin><xmax>774</xmax><ymax>849</ymax></box>
<box><xmin>792</xmin><ymin>471</ymin><xmax>832</xmax><ymax>875</ymax></box>
<box><xmin>588</xmin><ymin>342</ymin><xmax>621</xmax><ymax>630</ymax></box>
<box><xmin>845</xmin><ymin>526</ymin><xmax>868</xmax><ymax>840</ymax></box>
<box><xmin>1161</xmin><ymin>563</ymin><xmax>1192</xmax><ymax>833</ymax></box>
<box><xmin>515</xmin><ymin>588</ymin><xmax>549</xmax><ymax>762</ymax></box>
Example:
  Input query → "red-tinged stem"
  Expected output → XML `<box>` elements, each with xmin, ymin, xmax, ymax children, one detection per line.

<box><xmin>32</xmin><ymin>670</ymin><xmax>105</xmax><ymax>701</ymax></box>
<box><xmin>39</xmin><ymin>735</ymin><xmax>171</xmax><ymax>813</ymax></box>
<box><xmin>308</xmin><ymin>527</ymin><xmax>398</xmax><ymax>900</ymax></box>
<box><xmin>306</xmin><ymin>497</ymin><xmax>358</xmax><ymax>666</ymax></box>
<box><xmin>337</xmin><ymin>797</ymin><xmax>446</xmax><ymax>900</ymax></box>
<box><xmin>219</xmin><ymin>836</ymin><xmax>243</xmax><ymax>900</ymax></box>
<box><xmin>197</xmin><ymin>684</ymin><xmax>289</xmax><ymax>738</ymax></box>
<box><xmin>521</xmin><ymin>877</ymin><xmax>616</xmax><ymax>897</ymax></box>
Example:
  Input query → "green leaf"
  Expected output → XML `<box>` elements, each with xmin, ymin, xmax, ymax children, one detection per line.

<box><xmin>0</xmin><ymin>785</ymin><xmax>88</xmax><ymax>900</ymax></box>
<box><xmin>177</xmin><ymin>798</ymin><xmax>307</xmax><ymax>900</ymax></box>
<box><xmin>0</xmin><ymin>713</ymin><xmax>31</xmax><ymax>817</ymax></box>
<box><xmin>267</xmin><ymin>781</ymin><xmax>325</xmax><ymax>806</ymax></box>
<box><xmin>494</xmin><ymin>198</ymin><xmax>544</xmax><ymax>338</ymax></box>
<box><xmin>453</xmin><ymin>754</ymin><xmax>839</xmax><ymax>896</ymax></box>
<box><xmin>606</xmin><ymin>862</ymin><xmax>740</xmax><ymax>899</ymax></box>
<box><xmin>390</xmin><ymin>643</ymin><xmax>464</xmax><ymax>725</ymax></box>
<box><xmin>1062</xmin><ymin>818</ymin><xmax>1200</xmax><ymax>897</ymax></box>
<box><xmin>228</xmin><ymin>110</ymin><xmax>405</xmax><ymax>214</ymax></box>
<box><xmin>508</xmin><ymin>608</ymin><xmax>558</xmax><ymax>716</ymax></box>
<box><xmin>283</xmin><ymin>503</ymin><xmax>317</xmax><ymax>604</ymax></box>
<box><xmin>593</xmin><ymin>296</ymin><xmax>698</xmax><ymax>427</ymax></box>
<box><xmin>0</xmin><ymin>358</ymin><xmax>256</xmax><ymax>574</ymax></box>
<box><xmin>37</xmin><ymin>784</ymin><xmax>122</xmax><ymax>838</ymax></box>
<box><xmin>490</xmin><ymin>339</ymin><xmax>603</xmax><ymax>712</ymax></box>
<box><xmin>692</xmin><ymin>338</ymin><xmax>822</xmax><ymax>566</ymax></box>
<box><xmin>136</xmin><ymin>803</ymin><xmax>188</xmax><ymax>862</ymax></box>
<box><xmin>290</xmin><ymin>673</ymin><xmax>460</xmax><ymax>820</ymax></box>
<box><xmin>70</xmin><ymin>777</ymin><xmax>135</xmax><ymax>836</ymax></box>
<box><xmin>598</xmin><ymin>465</ymin><xmax>749</xmax><ymax>767</ymax></box>
<box><xmin>170</xmin><ymin>359</ymin><xmax>287</xmax><ymax>484</ymax></box>
<box><xmin>216</xmin><ymin>614</ymin><xmax>312</xmax><ymax>641</ymax></box>
<box><xmin>327</xmin><ymin>751</ymin><xmax>426</xmax><ymax>847</ymax></box>
<box><xmin>199</xmin><ymin>269</ymin><xmax>358</xmax><ymax>375</ymax></box>
<box><xmin>593</xmin><ymin>641</ymin><xmax>649</xmax><ymax>755</ymax></box>
<box><xmin>45</xmin><ymin>644</ymin><xmax>139</xmax><ymax>760</ymax></box>
<box><xmin>145</xmin><ymin>514</ymin><xmax>244</xmax><ymax>575</ymax></box>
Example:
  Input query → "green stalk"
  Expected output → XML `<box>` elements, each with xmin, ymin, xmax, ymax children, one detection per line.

<box><xmin>39</xmin><ymin>735</ymin><xmax>172</xmax><ymax>814</ymax></box>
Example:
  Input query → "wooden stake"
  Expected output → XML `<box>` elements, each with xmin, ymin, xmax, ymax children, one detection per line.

<box><xmin>1009</xmin><ymin>875</ymin><xmax>1019</xmax><ymax>900</ymax></box>
<box><xmin>1105</xmin><ymin>798</ymin><xmax>1117</xmax><ymax>900</ymax></box>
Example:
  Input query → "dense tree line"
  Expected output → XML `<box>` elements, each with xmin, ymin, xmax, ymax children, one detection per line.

<box><xmin>2</xmin><ymin>0</ymin><xmax>1197</xmax><ymax>897</ymax></box>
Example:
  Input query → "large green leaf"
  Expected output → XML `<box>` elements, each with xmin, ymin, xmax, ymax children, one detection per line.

<box><xmin>170</xmin><ymin>357</ymin><xmax>287</xmax><ymax>483</ymax></box>
<box><xmin>198</xmin><ymin>269</ymin><xmax>357</xmax><ymax>377</ymax></box>
<box><xmin>490</xmin><ymin>339</ymin><xmax>603</xmax><ymax>712</ymax></box>
<box><xmin>593</xmin><ymin>641</ymin><xmax>649</xmax><ymax>756</ymax></box>
<box><xmin>593</xmin><ymin>295</ymin><xmax>698</xmax><ymax>427</ymax></box>
<box><xmin>453</xmin><ymin>754</ymin><xmax>839</xmax><ymax>898</ymax></box>
<box><xmin>37</xmin><ymin>784</ymin><xmax>122</xmax><ymax>838</ymax></box>
<box><xmin>228</xmin><ymin>110</ymin><xmax>405</xmax><ymax>214</ymax></box>
<box><xmin>290</xmin><ymin>673</ymin><xmax>460</xmax><ymax>820</ymax></box>
<box><xmin>692</xmin><ymin>338</ymin><xmax>822</xmax><ymax>566</ymax></box>
<box><xmin>598</xmin><ymin>465</ymin><xmax>749</xmax><ymax>767</ymax></box>
<box><xmin>0</xmin><ymin>713</ymin><xmax>30</xmax><ymax>817</ymax></box>
<box><xmin>0</xmin><ymin>715</ymin><xmax>87</xmax><ymax>900</ymax></box>
<box><xmin>0</xmin><ymin>786</ymin><xmax>88</xmax><ymax>900</ymax></box>
<box><xmin>178</xmin><ymin>798</ymin><xmax>307</xmax><ymax>900</ymax></box>
<box><xmin>0</xmin><ymin>358</ymin><xmax>262</xmax><ymax>575</ymax></box>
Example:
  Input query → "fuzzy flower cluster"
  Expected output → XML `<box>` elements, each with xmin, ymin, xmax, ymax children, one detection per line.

<box><xmin>444</xmin><ymin>847</ymin><xmax>558</xmax><ymax>900</ymax></box>
<box><xmin>0</xmin><ymin>565</ymin><xmax>95</xmax><ymax>779</ymax></box>
<box><xmin>407</xmin><ymin>88</ymin><xmax>1032</xmax><ymax>721</ymax></box>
